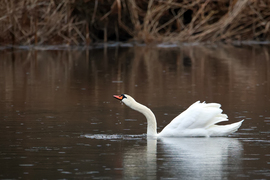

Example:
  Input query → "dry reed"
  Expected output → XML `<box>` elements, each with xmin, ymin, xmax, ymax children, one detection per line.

<box><xmin>0</xmin><ymin>0</ymin><xmax>269</xmax><ymax>45</ymax></box>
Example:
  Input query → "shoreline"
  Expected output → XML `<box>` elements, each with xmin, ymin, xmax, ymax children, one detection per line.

<box><xmin>1</xmin><ymin>41</ymin><xmax>270</xmax><ymax>51</ymax></box>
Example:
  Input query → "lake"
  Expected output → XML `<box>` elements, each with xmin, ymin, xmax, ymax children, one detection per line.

<box><xmin>0</xmin><ymin>44</ymin><xmax>269</xmax><ymax>179</ymax></box>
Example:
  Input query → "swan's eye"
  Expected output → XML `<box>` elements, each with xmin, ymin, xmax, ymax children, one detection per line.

<box><xmin>121</xmin><ymin>94</ymin><xmax>127</xmax><ymax>99</ymax></box>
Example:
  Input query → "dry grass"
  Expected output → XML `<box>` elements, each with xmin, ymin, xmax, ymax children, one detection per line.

<box><xmin>0</xmin><ymin>0</ymin><xmax>88</xmax><ymax>45</ymax></box>
<box><xmin>0</xmin><ymin>0</ymin><xmax>270</xmax><ymax>45</ymax></box>
<box><xmin>124</xmin><ymin>0</ymin><xmax>270</xmax><ymax>43</ymax></box>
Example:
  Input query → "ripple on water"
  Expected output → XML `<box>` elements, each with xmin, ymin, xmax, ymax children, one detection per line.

<box><xmin>82</xmin><ymin>134</ymin><xmax>146</xmax><ymax>140</ymax></box>
<box><xmin>19</xmin><ymin>164</ymin><xmax>34</xmax><ymax>167</ymax></box>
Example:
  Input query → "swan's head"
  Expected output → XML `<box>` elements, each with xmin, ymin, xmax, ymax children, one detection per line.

<box><xmin>113</xmin><ymin>94</ymin><xmax>136</xmax><ymax>107</ymax></box>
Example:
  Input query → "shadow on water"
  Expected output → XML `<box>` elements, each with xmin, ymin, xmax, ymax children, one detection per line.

<box><xmin>0</xmin><ymin>44</ymin><xmax>270</xmax><ymax>179</ymax></box>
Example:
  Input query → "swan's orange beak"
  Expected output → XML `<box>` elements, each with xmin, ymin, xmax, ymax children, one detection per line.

<box><xmin>113</xmin><ymin>95</ymin><xmax>123</xmax><ymax>101</ymax></box>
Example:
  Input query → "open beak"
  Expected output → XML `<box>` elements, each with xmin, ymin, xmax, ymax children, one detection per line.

<box><xmin>113</xmin><ymin>95</ymin><xmax>123</xmax><ymax>101</ymax></box>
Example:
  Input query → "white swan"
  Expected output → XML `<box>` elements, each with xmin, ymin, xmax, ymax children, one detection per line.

<box><xmin>113</xmin><ymin>94</ymin><xmax>244</xmax><ymax>137</ymax></box>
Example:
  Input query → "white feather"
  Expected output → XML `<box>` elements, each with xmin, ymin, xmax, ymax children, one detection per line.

<box><xmin>118</xmin><ymin>95</ymin><xmax>244</xmax><ymax>137</ymax></box>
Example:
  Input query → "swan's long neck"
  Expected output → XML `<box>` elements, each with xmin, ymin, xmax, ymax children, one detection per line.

<box><xmin>129</xmin><ymin>101</ymin><xmax>157</xmax><ymax>136</ymax></box>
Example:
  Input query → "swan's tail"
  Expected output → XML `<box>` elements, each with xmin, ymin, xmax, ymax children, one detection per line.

<box><xmin>208</xmin><ymin>120</ymin><xmax>244</xmax><ymax>136</ymax></box>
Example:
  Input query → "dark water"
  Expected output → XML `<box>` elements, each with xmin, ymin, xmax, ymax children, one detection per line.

<box><xmin>0</xmin><ymin>45</ymin><xmax>270</xmax><ymax>179</ymax></box>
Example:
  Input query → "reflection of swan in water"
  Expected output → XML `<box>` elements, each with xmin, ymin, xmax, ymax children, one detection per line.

<box><xmin>123</xmin><ymin>137</ymin><xmax>242</xmax><ymax>179</ymax></box>
<box><xmin>122</xmin><ymin>138</ymin><xmax>157</xmax><ymax>180</ymax></box>
<box><xmin>159</xmin><ymin>138</ymin><xmax>243</xmax><ymax>179</ymax></box>
<box><xmin>114</xmin><ymin>94</ymin><xmax>244</xmax><ymax>137</ymax></box>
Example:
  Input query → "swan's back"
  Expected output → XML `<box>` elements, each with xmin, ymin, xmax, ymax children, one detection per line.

<box><xmin>158</xmin><ymin>101</ymin><xmax>243</xmax><ymax>137</ymax></box>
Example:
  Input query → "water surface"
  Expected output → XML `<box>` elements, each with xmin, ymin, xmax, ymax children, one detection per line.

<box><xmin>0</xmin><ymin>45</ymin><xmax>270</xmax><ymax>179</ymax></box>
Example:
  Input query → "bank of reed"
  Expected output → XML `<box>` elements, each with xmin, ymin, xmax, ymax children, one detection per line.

<box><xmin>0</xmin><ymin>0</ymin><xmax>269</xmax><ymax>45</ymax></box>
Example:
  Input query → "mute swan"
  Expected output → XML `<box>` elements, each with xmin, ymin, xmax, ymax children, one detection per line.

<box><xmin>113</xmin><ymin>94</ymin><xmax>244</xmax><ymax>137</ymax></box>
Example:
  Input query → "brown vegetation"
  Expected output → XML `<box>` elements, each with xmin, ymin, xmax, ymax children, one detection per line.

<box><xmin>0</xmin><ymin>0</ymin><xmax>270</xmax><ymax>45</ymax></box>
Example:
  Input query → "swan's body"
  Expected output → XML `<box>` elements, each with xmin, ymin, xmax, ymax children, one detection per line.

<box><xmin>113</xmin><ymin>94</ymin><xmax>244</xmax><ymax>137</ymax></box>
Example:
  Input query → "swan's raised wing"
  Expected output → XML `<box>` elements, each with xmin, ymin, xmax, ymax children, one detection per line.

<box><xmin>158</xmin><ymin>101</ymin><xmax>229</xmax><ymax>136</ymax></box>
